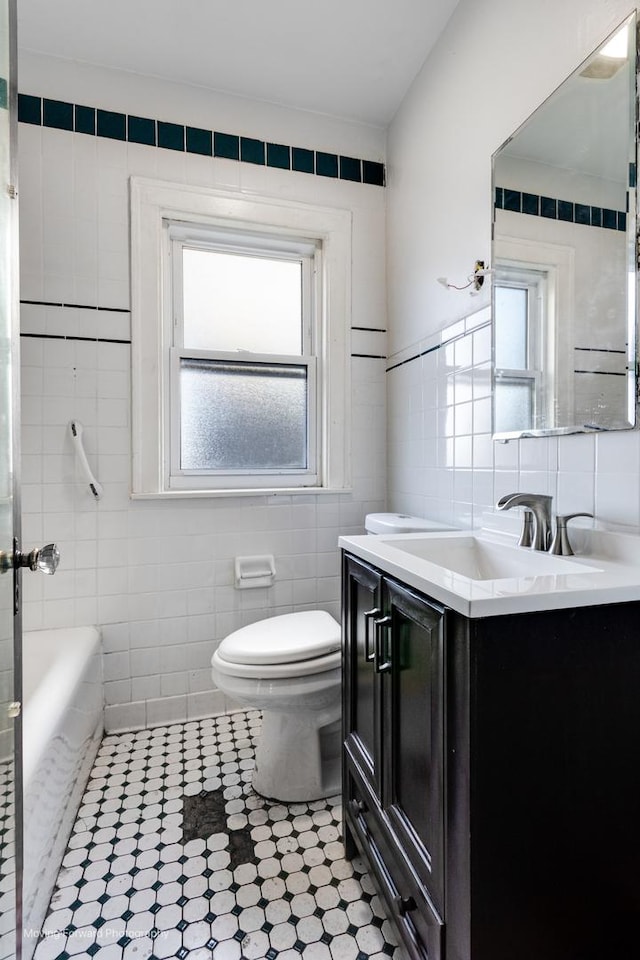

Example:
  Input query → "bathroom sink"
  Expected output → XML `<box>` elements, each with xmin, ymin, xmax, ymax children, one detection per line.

<box><xmin>384</xmin><ymin>535</ymin><xmax>592</xmax><ymax>581</ymax></box>
<box><xmin>339</xmin><ymin>526</ymin><xmax>640</xmax><ymax>619</ymax></box>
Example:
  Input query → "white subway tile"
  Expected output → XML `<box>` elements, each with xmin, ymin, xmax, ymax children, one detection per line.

<box><xmin>131</xmin><ymin>648</ymin><xmax>160</xmax><ymax>677</ymax></box>
<box><xmin>131</xmin><ymin>676</ymin><xmax>161</xmax><ymax>701</ymax></box>
<box><xmin>73</xmin><ymin>597</ymin><xmax>99</xmax><ymax>625</ymax></box>
<box><xmin>557</xmin><ymin>434</ymin><xmax>595</xmax><ymax>474</ymax></box>
<box><xmin>146</xmin><ymin>695</ymin><xmax>188</xmax><ymax>728</ymax></box>
<box><xmin>595</xmin><ymin>431</ymin><xmax>640</xmax><ymax>474</ymax></box>
<box><xmin>556</xmin><ymin>472</ymin><xmax>596</xmax><ymax>515</ymax></box>
<box><xmin>102</xmin><ymin>622</ymin><xmax>130</xmax><ymax>654</ymax></box>
<box><xmin>103</xmin><ymin>651</ymin><xmax>131</xmax><ymax>682</ymax></box>
<box><xmin>595</xmin><ymin>471</ymin><xmax>640</xmax><ymax>528</ymax></box>
<box><xmin>104</xmin><ymin>679</ymin><xmax>132</xmax><ymax>707</ymax></box>
<box><xmin>104</xmin><ymin>702</ymin><xmax>146</xmax><ymax>734</ymax></box>
<box><xmin>161</xmin><ymin>672</ymin><xmax>188</xmax><ymax>697</ymax></box>
<box><xmin>187</xmin><ymin>690</ymin><xmax>226</xmax><ymax>721</ymax></box>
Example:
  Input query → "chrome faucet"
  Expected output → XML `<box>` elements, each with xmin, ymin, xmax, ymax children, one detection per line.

<box><xmin>496</xmin><ymin>493</ymin><xmax>553</xmax><ymax>551</ymax></box>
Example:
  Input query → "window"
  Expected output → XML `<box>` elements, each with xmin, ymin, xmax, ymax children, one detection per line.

<box><xmin>169</xmin><ymin>225</ymin><xmax>318</xmax><ymax>488</ymax></box>
<box><xmin>130</xmin><ymin>179</ymin><xmax>352</xmax><ymax>497</ymax></box>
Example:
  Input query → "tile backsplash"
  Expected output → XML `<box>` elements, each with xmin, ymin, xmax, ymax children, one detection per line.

<box><xmin>387</xmin><ymin>305</ymin><xmax>640</xmax><ymax>531</ymax></box>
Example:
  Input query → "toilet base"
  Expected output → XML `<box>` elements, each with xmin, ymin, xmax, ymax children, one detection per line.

<box><xmin>252</xmin><ymin>711</ymin><xmax>342</xmax><ymax>802</ymax></box>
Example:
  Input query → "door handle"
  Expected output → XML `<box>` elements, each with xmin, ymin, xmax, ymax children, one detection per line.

<box><xmin>373</xmin><ymin>615</ymin><xmax>392</xmax><ymax>673</ymax></box>
<box><xmin>1</xmin><ymin>542</ymin><xmax>60</xmax><ymax>614</ymax></box>
<box><xmin>363</xmin><ymin>607</ymin><xmax>381</xmax><ymax>662</ymax></box>
<box><xmin>394</xmin><ymin>895</ymin><xmax>417</xmax><ymax>916</ymax></box>
<box><xmin>15</xmin><ymin>543</ymin><xmax>60</xmax><ymax>574</ymax></box>
<box><xmin>1</xmin><ymin>542</ymin><xmax>60</xmax><ymax>574</ymax></box>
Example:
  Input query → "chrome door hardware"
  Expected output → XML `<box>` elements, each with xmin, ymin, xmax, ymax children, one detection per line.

<box><xmin>0</xmin><ymin>542</ymin><xmax>60</xmax><ymax>574</ymax></box>
<box><xmin>18</xmin><ymin>543</ymin><xmax>60</xmax><ymax>574</ymax></box>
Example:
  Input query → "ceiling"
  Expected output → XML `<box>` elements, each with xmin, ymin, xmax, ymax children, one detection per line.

<box><xmin>16</xmin><ymin>0</ymin><xmax>460</xmax><ymax>127</ymax></box>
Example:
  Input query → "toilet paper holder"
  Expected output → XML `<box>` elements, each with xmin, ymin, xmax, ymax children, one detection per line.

<box><xmin>235</xmin><ymin>554</ymin><xmax>276</xmax><ymax>589</ymax></box>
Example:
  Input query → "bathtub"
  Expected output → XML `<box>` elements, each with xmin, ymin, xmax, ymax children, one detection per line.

<box><xmin>22</xmin><ymin>627</ymin><xmax>103</xmax><ymax>958</ymax></box>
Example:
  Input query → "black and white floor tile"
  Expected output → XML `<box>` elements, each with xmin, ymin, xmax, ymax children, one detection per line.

<box><xmin>34</xmin><ymin>711</ymin><xmax>404</xmax><ymax>960</ymax></box>
<box><xmin>0</xmin><ymin>759</ymin><xmax>16</xmax><ymax>957</ymax></box>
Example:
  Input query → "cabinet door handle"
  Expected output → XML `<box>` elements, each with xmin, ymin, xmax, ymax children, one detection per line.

<box><xmin>363</xmin><ymin>608</ymin><xmax>381</xmax><ymax>662</ymax></box>
<box><xmin>373</xmin><ymin>615</ymin><xmax>392</xmax><ymax>673</ymax></box>
<box><xmin>349</xmin><ymin>798</ymin><xmax>367</xmax><ymax>816</ymax></box>
<box><xmin>394</xmin><ymin>895</ymin><xmax>417</xmax><ymax>916</ymax></box>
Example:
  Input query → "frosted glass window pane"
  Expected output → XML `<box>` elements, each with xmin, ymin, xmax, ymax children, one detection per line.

<box><xmin>180</xmin><ymin>359</ymin><xmax>308</xmax><ymax>470</ymax></box>
<box><xmin>183</xmin><ymin>248</ymin><xmax>303</xmax><ymax>354</ymax></box>
<box><xmin>495</xmin><ymin>286</ymin><xmax>528</xmax><ymax>369</ymax></box>
<box><xmin>494</xmin><ymin>380</ymin><xmax>533</xmax><ymax>433</ymax></box>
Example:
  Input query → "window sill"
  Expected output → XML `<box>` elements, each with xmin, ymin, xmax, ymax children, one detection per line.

<box><xmin>129</xmin><ymin>486</ymin><xmax>352</xmax><ymax>500</ymax></box>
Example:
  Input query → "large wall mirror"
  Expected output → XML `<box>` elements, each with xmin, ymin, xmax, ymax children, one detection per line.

<box><xmin>492</xmin><ymin>13</ymin><xmax>637</xmax><ymax>438</ymax></box>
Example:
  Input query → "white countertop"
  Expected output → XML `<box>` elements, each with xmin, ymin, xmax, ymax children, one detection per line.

<box><xmin>339</xmin><ymin>524</ymin><xmax>640</xmax><ymax>618</ymax></box>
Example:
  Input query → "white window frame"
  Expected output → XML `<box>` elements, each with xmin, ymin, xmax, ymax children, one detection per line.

<box><xmin>130</xmin><ymin>178</ymin><xmax>352</xmax><ymax>498</ymax></box>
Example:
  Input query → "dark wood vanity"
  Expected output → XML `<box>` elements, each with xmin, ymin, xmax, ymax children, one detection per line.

<box><xmin>341</xmin><ymin>550</ymin><xmax>640</xmax><ymax>960</ymax></box>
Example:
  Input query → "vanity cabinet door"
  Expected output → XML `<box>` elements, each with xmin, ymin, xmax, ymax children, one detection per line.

<box><xmin>382</xmin><ymin>580</ymin><xmax>446</xmax><ymax>916</ymax></box>
<box><xmin>342</xmin><ymin>553</ymin><xmax>384</xmax><ymax>800</ymax></box>
<box><xmin>343</xmin><ymin>552</ymin><xmax>446</xmax><ymax>959</ymax></box>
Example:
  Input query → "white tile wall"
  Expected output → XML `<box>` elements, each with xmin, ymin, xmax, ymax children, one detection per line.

<box><xmin>18</xmin><ymin>63</ymin><xmax>387</xmax><ymax>731</ymax></box>
<box><xmin>388</xmin><ymin>305</ymin><xmax>640</xmax><ymax>535</ymax></box>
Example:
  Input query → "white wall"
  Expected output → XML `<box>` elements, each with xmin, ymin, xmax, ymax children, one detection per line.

<box><xmin>18</xmin><ymin>54</ymin><xmax>387</xmax><ymax>731</ymax></box>
<box><xmin>386</xmin><ymin>0</ymin><xmax>640</xmax><ymax>529</ymax></box>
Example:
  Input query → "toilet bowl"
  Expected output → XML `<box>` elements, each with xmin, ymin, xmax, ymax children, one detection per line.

<box><xmin>211</xmin><ymin>610</ymin><xmax>342</xmax><ymax>802</ymax></box>
<box><xmin>211</xmin><ymin>514</ymin><xmax>456</xmax><ymax>803</ymax></box>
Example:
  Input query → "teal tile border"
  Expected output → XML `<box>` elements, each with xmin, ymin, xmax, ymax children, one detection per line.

<box><xmin>496</xmin><ymin>185</ymin><xmax>627</xmax><ymax>232</ymax></box>
<box><xmin>18</xmin><ymin>92</ymin><xmax>385</xmax><ymax>188</ymax></box>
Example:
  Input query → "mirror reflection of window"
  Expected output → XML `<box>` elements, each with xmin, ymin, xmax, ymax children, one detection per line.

<box><xmin>494</xmin><ymin>270</ymin><xmax>545</xmax><ymax>433</ymax></box>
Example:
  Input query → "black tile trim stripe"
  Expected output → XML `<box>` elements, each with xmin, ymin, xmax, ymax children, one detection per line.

<box><xmin>386</xmin><ymin>343</ymin><xmax>439</xmax><ymax>372</ymax></box>
<box><xmin>385</xmin><ymin>319</ymin><xmax>492</xmax><ymax>374</ymax></box>
<box><xmin>351</xmin><ymin>353</ymin><xmax>387</xmax><ymax>359</ymax></box>
<box><xmin>574</xmin><ymin>346</ymin><xmax>627</xmax><ymax>354</ymax></box>
<box><xmin>574</xmin><ymin>369</ymin><xmax>627</xmax><ymax>376</ymax></box>
<box><xmin>351</xmin><ymin>326</ymin><xmax>387</xmax><ymax>333</ymax></box>
<box><xmin>495</xmin><ymin>185</ymin><xmax>627</xmax><ymax>231</ymax></box>
<box><xmin>20</xmin><ymin>332</ymin><xmax>131</xmax><ymax>344</ymax></box>
<box><xmin>18</xmin><ymin>93</ymin><xmax>386</xmax><ymax>188</ymax></box>
<box><xmin>21</xmin><ymin>298</ymin><xmax>130</xmax><ymax>314</ymax></box>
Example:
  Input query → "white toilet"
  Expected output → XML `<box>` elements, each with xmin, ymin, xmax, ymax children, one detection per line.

<box><xmin>210</xmin><ymin>513</ymin><xmax>455</xmax><ymax>803</ymax></box>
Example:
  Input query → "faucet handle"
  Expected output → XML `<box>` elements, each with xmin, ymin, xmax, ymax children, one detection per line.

<box><xmin>549</xmin><ymin>513</ymin><xmax>594</xmax><ymax>556</ymax></box>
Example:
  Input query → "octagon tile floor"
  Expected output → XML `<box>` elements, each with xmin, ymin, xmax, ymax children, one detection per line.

<box><xmin>33</xmin><ymin>711</ymin><xmax>406</xmax><ymax>960</ymax></box>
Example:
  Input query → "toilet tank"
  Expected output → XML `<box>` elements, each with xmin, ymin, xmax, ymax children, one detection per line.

<box><xmin>364</xmin><ymin>513</ymin><xmax>457</xmax><ymax>535</ymax></box>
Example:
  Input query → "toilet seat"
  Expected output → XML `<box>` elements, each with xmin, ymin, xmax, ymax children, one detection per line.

<box><xmin>218</xmin><ymin>610</ymin><xmax>341</xmax><ymax>665</ymax></box>
<box><xmin>212</xmin><ymin>647</ymin><xmax>341</xmax><ymax>679</ymax></box>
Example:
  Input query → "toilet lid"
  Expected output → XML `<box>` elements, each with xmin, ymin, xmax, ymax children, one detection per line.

<box><xmin>218</xmin><ymin>610</ymin><xmax>341</xmax><ymax>665</ymax></box>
